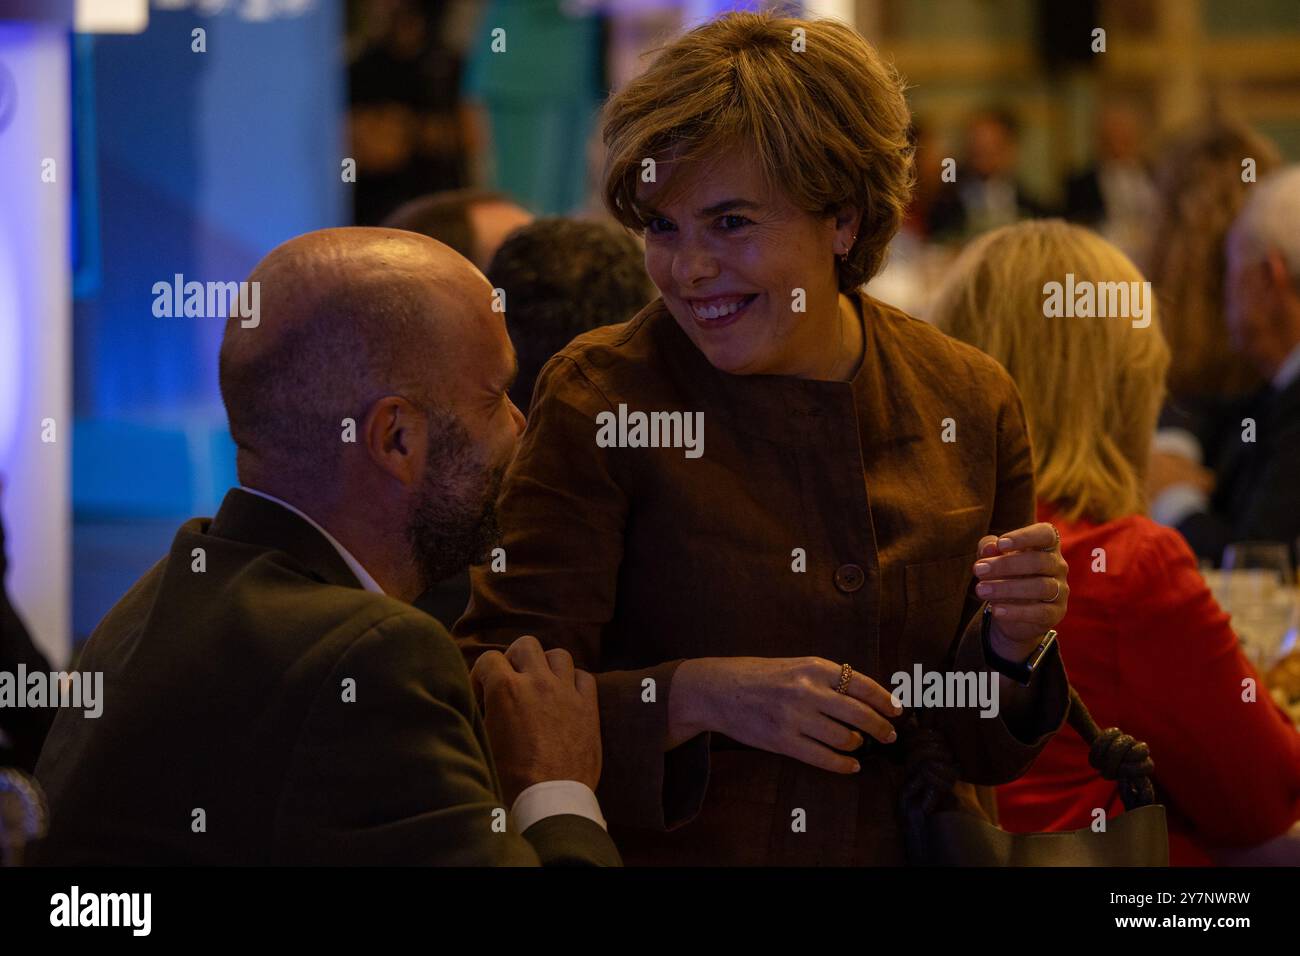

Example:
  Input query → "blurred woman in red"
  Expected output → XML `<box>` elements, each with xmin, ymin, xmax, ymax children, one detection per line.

<box><xmin>932</xmin><ymin>220</ymin><xmax>1300</xmax><ymax>865</ymax></box>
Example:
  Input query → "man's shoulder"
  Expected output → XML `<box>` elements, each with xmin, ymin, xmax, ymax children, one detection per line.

<box><xmin>87</xmin><ymin>518</ymin><xmax>455</xmax><ymax>692</ymax></box>
<box><xmin>197</xmin><ymin>546</ymin><xmax>456</xmax><ymax>679</ymax></box>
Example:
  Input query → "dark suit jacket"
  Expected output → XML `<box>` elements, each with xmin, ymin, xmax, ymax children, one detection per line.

<box><xmin>455</xmin><ymin>292</ymin><xmax>1069</xmax><ymax>865</ymax></box>
<box><xmin>1177</xmin><ymin>376</ymin><xmax>1300</xmax><ymax>568</ymax></box>
<box><xmin>1063</xmin><ymin>168</ymin><xmax>1104</xmax><ymax>226</ymax></box>
<box><xmin>34</xmin><ymin>488</ymin><xmax>619</xmax><ymax>866</ymax></box>
<box><xmin>925</xmin><ymin>177</ymin><xmax>1051</xmax><ymax>243</ymax></box>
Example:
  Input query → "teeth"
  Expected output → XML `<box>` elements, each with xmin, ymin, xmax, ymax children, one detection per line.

<box><xmin>690</xmin><ymin>295</ymin><xmax>751</xmax><ymax>320</ymax></box>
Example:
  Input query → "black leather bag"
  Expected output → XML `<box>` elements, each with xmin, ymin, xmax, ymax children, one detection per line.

<box><xmin>901</xmin><ymin>687</ymin><xmax>1169</xmax><ymax>866</ymax></box>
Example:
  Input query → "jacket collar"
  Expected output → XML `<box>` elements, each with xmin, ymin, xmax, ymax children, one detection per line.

<box><xmin>205</xmin><ymin>487</ymin><xmax>363</xmax><ymax>591</ymax></box>
<box><xmin>641</xmin><ymin>289</ymin><xmax>921</xmax><ymax>449</ymax></box>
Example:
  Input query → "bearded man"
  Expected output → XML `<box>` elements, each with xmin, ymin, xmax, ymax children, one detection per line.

<box><xmin>35</xmin><ymin>229</ymin><xmax>619</xmax><ymax>866</ymax></box>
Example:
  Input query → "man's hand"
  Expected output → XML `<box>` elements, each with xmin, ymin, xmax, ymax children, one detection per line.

<box><xmin>469</xmin><ymin>636</ymin><xmax>602</xmax><ymax>806</ymax></box>
<box><xmin>1148</xmin><ymin>450</ymin><xmax>1215</xmax><ymax>500</ymax></box>
<box><xmin>973</xmin><ymin>522</ymin><xmax>1069</xmax><ymax>662</ymax></box>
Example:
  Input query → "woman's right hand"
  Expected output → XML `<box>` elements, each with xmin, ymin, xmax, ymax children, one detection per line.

<box><xmin>668</xmin><ymin>656</ymin><xmax>902</xmax><ymax>773</ymax></box>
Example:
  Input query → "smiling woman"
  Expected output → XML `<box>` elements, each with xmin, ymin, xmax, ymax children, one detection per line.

<box><xmin>632</xmin><ymin>149</ymin><xmax>866</xmax><ymax>379</ymax></box>
<box><xmin>454</xmin><ymin>11</ymin><xmax>1073</xmax><ymax>866</ymax></box>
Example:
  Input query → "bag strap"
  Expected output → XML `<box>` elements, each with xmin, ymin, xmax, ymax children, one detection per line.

<box><xmin>1063</xmin><ymin>686</ymin><xmax>1157</xmax><ymax>810</ymax></box>
<box><xmin>899</xmin><ymin>685</ymin><xmax>1159</xmax><ymax>840</ymax></box>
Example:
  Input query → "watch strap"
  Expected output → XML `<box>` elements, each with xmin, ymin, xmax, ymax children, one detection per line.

<box><xmin>981</xmin><ymin>605</ymin><xmax>1058</xmax><ymax>686</ymax></box>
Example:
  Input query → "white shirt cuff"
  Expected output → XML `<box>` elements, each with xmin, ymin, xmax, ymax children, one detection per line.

<box><xmin>510</xmin><ymin>780</ymin><xmax>607</xmax><ymax>834</ymax></box>
<box><xmin>1152</xmin><ymin>427</ymin><xmax>1204</xmax><ymax>465</ymax></box>
<box><xmin>1151</xmin><ymin>482</ymin><xmax>1210</xmax><ymax>528</ymax></box>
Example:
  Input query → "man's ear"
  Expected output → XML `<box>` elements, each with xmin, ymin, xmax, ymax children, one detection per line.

<box><xmin>361</xmin><ymin>395</ymin><xmax>427</xmax><ymax>488</ymax></box>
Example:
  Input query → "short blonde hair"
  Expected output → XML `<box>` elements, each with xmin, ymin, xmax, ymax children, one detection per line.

<box><xmin>930</xmin><ymin>220</ymin><xmax>1170</xmax><ymax>524</ymax></box>
<box><xmin>600</xmin><ymin>11</ymin><xmax>913</xmax><ymax>291</ymax></box>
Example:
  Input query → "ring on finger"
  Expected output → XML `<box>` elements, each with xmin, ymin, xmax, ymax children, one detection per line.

<box><xmin>836</xmin><ymin>662</ymin><xmax>853</xmax><ymax>695</ymax></box>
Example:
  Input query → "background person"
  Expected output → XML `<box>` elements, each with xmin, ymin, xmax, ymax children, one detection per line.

<box><xmin>1062</xmin><ymin>101</ymin><xmax>1158</xmax><ymax>263</ymax></box>
<box><xmin>490</xmin><ymin>217</ymin><xmax>655</xmax><ymax>413</ymax></box>
<box><xmin>383</xmin><ymin>188</ymin><xmax>534</xmax><ymax>270</ymax></box>
<box><xmin>926</xmin><ymin>108</ymin><xmax>1050</xmax><ymax>242</ymax></box>
<box><xmin>0</xmin><ymin>487</ymin><xmax>54</xmax><ymax>774</ymax></box>
<box><xmin>1149</xmin><ymin>166</ymin><xmax>1300</xmax><ymax>567</ymax></box>
<box><xmin>1143</xmin><ymin>117</ymin><xmax>1281</xmax><ymax>447</ymax></box>
<box><xmin>930</xmin><ymin>219</ymin><xmax>1300</xmax><ymax>866</ymax></box>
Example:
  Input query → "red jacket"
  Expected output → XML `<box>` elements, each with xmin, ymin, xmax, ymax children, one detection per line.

<box><xmin>997</xmin><ymin>502</ymin><xmax>1300</xmax><ymax>865</ymax></box>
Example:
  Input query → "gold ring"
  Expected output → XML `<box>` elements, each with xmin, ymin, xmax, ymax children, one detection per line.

<box><xmin>836</xmin><ymin>662</ymin><xmax>853</xmax><ymax>695</ymax></box>
<box><xmin>1044</xmin><ymin>578</ymin><xmax>1061</xmax><ymax>603</ymax></box>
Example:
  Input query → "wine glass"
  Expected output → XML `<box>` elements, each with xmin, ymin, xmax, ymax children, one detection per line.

<box><xmin>1221</xmin><ymin>542</ymin><xmax>1296</xmax><ymax>667</ymax></box>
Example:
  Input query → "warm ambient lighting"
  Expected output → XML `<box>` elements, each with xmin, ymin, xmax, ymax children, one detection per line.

<box><xmin>76</xmin><ymin>0</ymin><xmax>149</xmax><ymax>34</ymax></box>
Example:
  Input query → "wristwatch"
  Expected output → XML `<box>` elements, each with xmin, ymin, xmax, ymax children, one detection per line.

<box><xmin>981</xmin><ymin>605</ymin><xmax>1058</xmax><ymax>686</ymax></box>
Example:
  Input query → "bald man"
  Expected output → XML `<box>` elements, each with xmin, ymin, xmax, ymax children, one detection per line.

<box><xmin>35</xmin><ymin>229</ymin><xmax>620</xmax><ymax>866</ymax></box>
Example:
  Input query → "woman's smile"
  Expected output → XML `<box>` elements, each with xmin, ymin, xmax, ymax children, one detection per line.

<box><xmin>683</xmin><ymin>292</ymin><xmax>760</xmax><ymax>329</ymax></box>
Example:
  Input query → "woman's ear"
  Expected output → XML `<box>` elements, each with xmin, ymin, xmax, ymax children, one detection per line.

<box><xmin>832</xmin><ymin>205</ymin><xmax>862</xmax><ymax>255</ymax></box>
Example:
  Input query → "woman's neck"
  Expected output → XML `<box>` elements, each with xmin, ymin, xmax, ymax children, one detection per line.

<box><xmin>811</xmin><ymin>292</ymin><xmax>864</xmax><ymax>382</ymax></box>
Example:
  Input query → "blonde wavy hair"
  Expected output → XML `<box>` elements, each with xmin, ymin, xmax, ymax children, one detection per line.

<box><xmin>600</xmin><ymin>11</ymin><xmax>914</xmax><ymax>292</ymax></box>
<box><xmin>1144</xmin><ymin>117</ymin><xmax>1280</xmax><ymax>400</ymax></box>
<box><xmin>930</xmin><ymin>221</ymin><xmax>1170</xmax><ymax>524</ymax></box>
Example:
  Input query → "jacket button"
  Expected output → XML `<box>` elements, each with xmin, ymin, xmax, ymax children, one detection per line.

<box><xmin>834</xmin><ymin>563</ymin><xmax>865</xmax><ymax>593</ymax></box>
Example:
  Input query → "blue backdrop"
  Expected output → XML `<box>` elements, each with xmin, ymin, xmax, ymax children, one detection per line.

<box><xmin>71</xmin><ymin>0</ymin><xmax>345</xmax><ymax>639</ymax></box>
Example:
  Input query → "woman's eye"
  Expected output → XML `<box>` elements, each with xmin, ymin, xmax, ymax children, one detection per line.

<box><xmin>646</xmin><ymin>217</ymin><xmax>675</xmax><ymax>234</ymax></box>
<box><xmin>718</xmin><ymin>214</ymin><xmax>752</xmax><ymax>231</ymax></box>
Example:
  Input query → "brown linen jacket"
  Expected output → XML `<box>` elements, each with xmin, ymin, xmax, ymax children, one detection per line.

<box><xmin>454</xmin><ymin>291</ymin><xmax>1069</xmax><ymax>865</ymax></box>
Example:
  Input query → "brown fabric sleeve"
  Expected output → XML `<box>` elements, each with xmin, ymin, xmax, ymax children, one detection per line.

<box><xmin>934</xmin><ymin>368</ymin><xmax>1068</xmax><ymax>784</ymax></box>
<box><xmin>454</xmin><ymin>355</ymin><xmax>711</xmax><ymax>831</ymax></box>
<box><xmin>593</xmin><ymin>661</ymin><xmax>711</xmax><ymax>830</ymax></box>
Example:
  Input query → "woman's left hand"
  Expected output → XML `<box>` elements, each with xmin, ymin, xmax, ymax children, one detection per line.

<box><xmin>971</xmin><ymin>522</ymin><xmax>1069</xmax><ymax>660</ymax></box>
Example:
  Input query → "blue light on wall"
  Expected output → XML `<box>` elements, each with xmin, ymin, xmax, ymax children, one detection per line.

<box><xmin>69</xmin><ymin>0</ymin><xmax>345</xmax><ymax>519</ymax></box>
<box><xmin>65</xmin><ymin>0</ymin><xmax>347</xmax><ymax>640</ymax></box>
